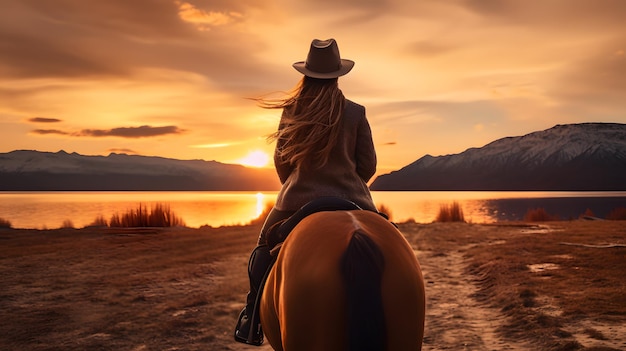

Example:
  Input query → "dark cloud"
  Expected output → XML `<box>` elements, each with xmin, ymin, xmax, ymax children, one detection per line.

<box><xmin>0</xmin><ymin>0</ymin><xmax>281</xmax><ymax>93</ymax></box>
<box><xmin>28</xmin><ymin>117</ymin><xmax>62</xmax><ymax>123</ymax></box>
<box><xmin>0</xmin><ymin>30</ymin><xmax>127</xmax><ymax>78</ymax></box>
<box><xmin>78</xmin><ymin>125</ymin><xmax>185</xmax><ymax>138</ymax></box>
<box><xmin>0</xmin><ymin>0</ymin><xmax>182</xmax><ymax>78</ymax></box>
<box><xmin>31</xmin><ymin>129</ymin><xmax>69</xmax><ymax>135</ymax></box>
<box><xmin>285</xmin><ymin>0</ymin><xmax>387</xmax><ymax>12</ymax></box>
<box><xmin>108</xmin><ymin>148</ymin><xmax>139</xmax><ymax>154</ymax></box>
<box><xmin>30</xmin><ymin>125</ymin><xmax>184</xmax><ymax>138</ymax></box>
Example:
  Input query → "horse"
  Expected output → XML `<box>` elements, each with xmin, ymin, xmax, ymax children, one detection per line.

<box><xmin>260</xmin><ymin>209</ymin><xmax>425</xmax><ymax>351</ymax></box>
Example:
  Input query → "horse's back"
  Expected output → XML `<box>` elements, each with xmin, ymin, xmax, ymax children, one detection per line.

<box><xmin>261</xmin><ymin>210</ymin><xmax>425</xmax><ymax>351</ymax></box>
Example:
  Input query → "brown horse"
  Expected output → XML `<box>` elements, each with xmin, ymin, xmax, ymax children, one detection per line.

<box><xmin>260</xmin><ymin>210</ymin><xmax>425</xmax><ymax>351</ymax></box>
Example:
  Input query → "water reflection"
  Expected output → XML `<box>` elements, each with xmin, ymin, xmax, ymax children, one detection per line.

<box><xmin>0</xmin><ymin>191</ymin><xmax>624</xmax><ymax>229</ymax></box>
<box><xmin>255</xmin><ymin>192</ymin><xmax>265</xmax><ymax>218</ymax></box>
<box><xmin>0</xmin><ymin>192</ymin><xmax>278</xmax><ymax>229</ymax></box>
<box><xmin>370</xmin><ymin>191</ymin><xmax>626</xmax><ymax>223</ymax></box>
<box><xmin>482</xmin><ymin>197</ymin><xmax>626</xmax><ymax>221</ymax></box>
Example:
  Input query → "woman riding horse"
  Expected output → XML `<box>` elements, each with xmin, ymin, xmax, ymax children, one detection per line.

<box><xmin>235</xmin><ymin>38</ymin><xmax>378</xmax><ymax>345</ymax></box>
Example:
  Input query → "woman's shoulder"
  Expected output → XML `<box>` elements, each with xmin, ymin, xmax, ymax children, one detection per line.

<box><xmin>344</xmin><ymin>99</ymin><xmax>365</xmax><ymax>115</ymax></box>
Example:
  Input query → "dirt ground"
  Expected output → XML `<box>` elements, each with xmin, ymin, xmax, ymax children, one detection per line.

<box><xmin>0</xmin><ymin>220</ymin><xmax>624</xmax><ymax>351</ymax></box>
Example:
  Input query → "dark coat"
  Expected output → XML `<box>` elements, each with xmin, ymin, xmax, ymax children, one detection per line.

<box><xmin>273</xmin><ymin>99</ymin><xmax>377</xmax><ymax>211</ymax></box>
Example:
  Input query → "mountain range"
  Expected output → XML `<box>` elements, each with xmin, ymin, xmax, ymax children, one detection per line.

<box><xmin>1</xmin><ymin>123</ymin><xmax>624</xmax><ymax>191</ymax></box>
<box><xmin>0</xmin><ymin>150</ymin><xmax>281</xmax><ymax>191</ymax></box>
<box><xmin>370</xmin><ymin>123</ymin><xmax>626</xmax><ymax>191</ymax></box>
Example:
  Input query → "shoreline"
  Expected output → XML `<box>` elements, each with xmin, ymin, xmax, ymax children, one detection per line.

<box><xmin>2</xmin><ymin>190</ymin><xmax>625</xmax><ymax>229</ymax></box>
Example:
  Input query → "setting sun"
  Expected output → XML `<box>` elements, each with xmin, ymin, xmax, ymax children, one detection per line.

<box><xmin>237</xmin><ymin>150</ymin><xmax>270</xmax><ymax>168</ymax></box>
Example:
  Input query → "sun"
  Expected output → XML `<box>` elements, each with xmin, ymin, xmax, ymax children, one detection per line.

<box><xmin>237</xmin><ymin>150</ymin><xmax>270</xmax><ymax>168</ymax></box>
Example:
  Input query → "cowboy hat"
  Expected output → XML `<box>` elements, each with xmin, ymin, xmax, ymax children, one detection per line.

<box><xmin>292</xmin><ymin>38</ymin><xmax>354</xmax><ymax>79</ymax></box>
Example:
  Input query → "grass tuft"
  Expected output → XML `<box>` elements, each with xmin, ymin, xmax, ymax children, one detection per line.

<box><xmin>435</xmin><ymin>201</ymin><xmax>465</xmax><ymax>222</ymax></box>
<box><xmin>109</xmin><ymin>203</ymin><xmax>185</xmax><ymax>227</ymax></box>
<box><xmin>61</xmin><ymin>219</ymin><xmax>75</xmax><ymax>229</ymax></box>
<box><xmin>606</xmin><ymin>207</ymin><xmax>626</xmax><ymax>220</ymax></box>
<box><xmin>87</xmin><ymin>215</ymin><xmax>108</xmax><ymax>228</ymax></box>
<box><xmin>377</xmin><ymin>203</ymin><xmax>393</xmax><ymax>221</ymax></box>
<box><xmin>579</xmin><ymin>208</ymin><xmax>596</xmax><ymax>218</ymax></box>
<box><xmin>0</xmin><ymin>217</ymin><xmax>11</xmax><ymax>228</ymax></box>
<box><xmin>524</xmin><ymin>208</ymin><xmax>559</xmax><ymax>222</ymax></box>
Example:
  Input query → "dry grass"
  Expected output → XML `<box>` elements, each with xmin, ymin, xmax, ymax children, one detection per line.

<box><xmin>0</xmin><ymin>217</ymin><xmax>11</xmax><ymax>228</ymax></box>
<box><xmin>377</xmin><ymin>203</ymin><xmax>393</xmax><ymax>221</ymax></box>
<box><xmin>87</xmin><ymin>215</ymin><xmax>108</xmax><ymax>227</ymax></box>
<box><xmin>580</xmin><ymin>208</ymin><xmax>596</xmax><ymax>218</ymax></box>
<box><xmin>0</xmin><ymin>225</ymin><xmax>260</xmax><ymax>351</ymax></box>
<box><xmin>108</xmin><ymin>203</ymin><xmax>185</xmax><ymax>227</ymax></box>
<box><xmin>61</xmin><ymin>219</ymin><xmax>75</xmax><ymax>229</ymax></box>
<box><xmin>1</xmin><ymin>221</ymin><xmax>624</xmax><ymax>350</ymax></box>
<box><xmin>464</xmin><ymin>221</ymin><xmax>626</xmax><ymax>350</ymax></box>
<box><xmin>435</xmin><ymin>201</ymin><xmax>465</xmax><ymax>222</ymax></box>
<box><xmin>606</xmin><ymin>207</ymin><xmax>626</xmax><ymax>220</ymax></box>
<box><xmin>524</xmin><ymin>207</ymin><xmax>560</xmax><ymax>221</ymax></box>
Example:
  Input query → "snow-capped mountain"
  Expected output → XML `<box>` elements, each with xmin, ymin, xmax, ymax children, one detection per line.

<box><xmin>0</xmin><ymin>150</ymin><xmax>281</xmax><ymax>191</ymax></box>
<box><xmin>370</xmin><ymin>123</ymin><xmax>626</xmax><ymax>191</ymax></box>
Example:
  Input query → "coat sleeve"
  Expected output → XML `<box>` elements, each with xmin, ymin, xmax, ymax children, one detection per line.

<box><xmin>355</xmin><ymin>108</ymin><xmax>377</xmax><ymax>182</ymax></box>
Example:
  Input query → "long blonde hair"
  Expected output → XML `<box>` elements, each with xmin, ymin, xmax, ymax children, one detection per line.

<box><xmin>261</xmin><ymin>76</ymin><xmax>345</xmax><ymax>169</ymax></box>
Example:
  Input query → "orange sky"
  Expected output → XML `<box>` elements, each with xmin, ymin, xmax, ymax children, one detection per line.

<box><xmin>0</xmin><ymin>0</ymin><xmax>624</xmax><ymax>177</ymax></box>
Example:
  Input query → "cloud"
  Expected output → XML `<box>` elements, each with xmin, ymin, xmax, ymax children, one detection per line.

<box><xmin>175</xmin><ymin>1</ymin><xmax>243</xmax><ymax>30</ymax></box>
<box><xmin>190</xmin><ymin>143</ymin><xmax>232</xmax><ymax>149</ymax></box>
<box><xmin>0</xmin><ymin>0</ymin><xmax>280</xmax><ymax>94</ymax></box>
<box><xmin>77</xmin><ymin>125</ymin><xmax>185</xmax><ymax>138</ymax></box>
<box><xmin>31</xmin><ymin>129</ymin><xmax>68</xmax><ymax>136</ymax></box>
<box><xmin>30</xmin><ymin>125</ymin><xmax>184</xmax><ymax>138</ymax></box>
<box><xmin>28</xmin><ymin>117</ymin><xmax>62</xmax><ymax>123</ymax></box>
<box><xmin>108</xmin><ymin>148</ymin><xmax>139</xmax><ymax>154</ymax></box>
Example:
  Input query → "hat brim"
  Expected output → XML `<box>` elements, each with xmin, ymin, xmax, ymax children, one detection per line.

<box><xmin>292</xmin><ymin>59</ymin><xmax>355</xmax><ymax>79</ymax></box>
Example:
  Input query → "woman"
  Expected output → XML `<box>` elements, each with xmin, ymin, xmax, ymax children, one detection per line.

<box><xmin>234</xmin><ymin>38</ymin><xmax>377</xmax><ymax>346</ymax></box>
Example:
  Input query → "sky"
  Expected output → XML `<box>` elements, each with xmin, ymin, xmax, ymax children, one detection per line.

<box><xmin>0</xmin><ymin>0</ymin><xmax>624</xmax><ymax>177</ymax></box>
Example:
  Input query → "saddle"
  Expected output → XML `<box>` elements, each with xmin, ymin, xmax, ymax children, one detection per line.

<box><xmin>264</xmin><ymin>197</ymin><xmax>394</xmax><ymax>256</ymax></box>
<box><xmin>265</xmin><ymin>196</ymin><xmax>363</xmax><ymax>256</ymax></box>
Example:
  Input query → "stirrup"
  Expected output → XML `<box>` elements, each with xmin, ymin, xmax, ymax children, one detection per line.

<box><xmin>234</xmin><ymin>309</ymin><xmax>263</xmax><ymax>346</ymax></box>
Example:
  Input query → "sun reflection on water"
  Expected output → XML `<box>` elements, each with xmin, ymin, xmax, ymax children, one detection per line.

<box><xmin>255</xmin><ymin>192</ymin><xmax>265</xmax><ymax>217</ymax></box>
<box><xmin>0</xmin><ymin>191</ymin><xmax>624</xmax><ymax>229</ymax></box>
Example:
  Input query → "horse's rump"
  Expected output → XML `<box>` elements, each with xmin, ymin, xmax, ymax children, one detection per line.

<box><xmin>260</xmin><ymin>210</ymin><xmax>425</xmax><ymax>351</ymax></box>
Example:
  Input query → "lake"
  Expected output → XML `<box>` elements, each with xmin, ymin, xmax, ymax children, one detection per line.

<box><xmin>1</xmin><ymin>191</ymin><xmax>625</xmax><ymax>229</ymax></box>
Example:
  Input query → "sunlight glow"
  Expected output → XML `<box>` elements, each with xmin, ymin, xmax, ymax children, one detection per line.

<box><xmin>190</xmin><ymin>143</ymin><xmax>231</xmax><ymax>148</ymax></box>
<box><xmin>255</xmin><ymin>192</ymin><xmax>264</xmax><ymax>217</ymax></box>
<box><xmin>237</xmin><ymin>150</ymin><xmax>270</xmax><ymax>168</ymax></box>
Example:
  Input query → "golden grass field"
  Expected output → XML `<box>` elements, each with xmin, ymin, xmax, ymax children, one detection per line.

<box><xmin>1</xmin><ymin>220</ymin><xmax>624</xmax><ymax>351</ymax></box>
